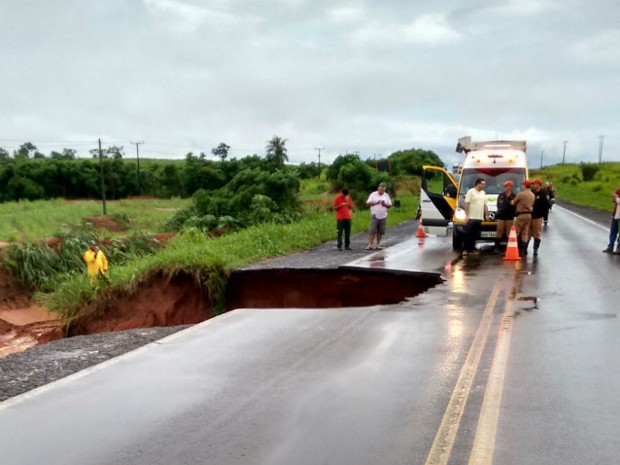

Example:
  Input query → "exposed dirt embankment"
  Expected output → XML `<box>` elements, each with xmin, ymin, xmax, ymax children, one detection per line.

<box><xmin>69</xmin><ymin>273</ymin><xmax>215</xmax><ymax>336</ymax></box>
<box><xmin>0</xmin><ymin>269</ymin><xmax>63</xmax><ymax>357</ymax></box>
<box><xmin>3</xmin><ymin>265</ymin><xmax>443</xmax><ymax>348</ymax></box>
<box><xmin>69</xmin><ymin>267</ymin><xmax>441</xmax><ymax>336</ymax></box>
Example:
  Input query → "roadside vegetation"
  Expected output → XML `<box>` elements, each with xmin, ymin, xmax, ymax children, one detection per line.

<box><xmin>530</xmin><ymin>162</ymin><xmax>620</xmax><ymax>211</ymax></box>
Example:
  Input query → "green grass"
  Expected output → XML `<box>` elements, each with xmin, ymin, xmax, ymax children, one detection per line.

<box><xmin>0</xmin><ymin>197</ymin><xmax>191</xmax><ymax>242</ymax></box>
<box><xmin>530</xmin><ymin>162</ymin><xmax>620</xmax><ymax>211</ymax></box>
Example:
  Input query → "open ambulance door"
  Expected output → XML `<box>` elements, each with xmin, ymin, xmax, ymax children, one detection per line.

<box><xmin>420</xmin><ymin>165</ymin><xmax>458</xmax><ymax>236</ymax></box>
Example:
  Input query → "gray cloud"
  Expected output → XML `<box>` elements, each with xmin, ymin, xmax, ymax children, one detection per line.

<box><xmin>0</xmin><ymin>0</ymin><xmax>619</xmax><ymax>166</ymax></box>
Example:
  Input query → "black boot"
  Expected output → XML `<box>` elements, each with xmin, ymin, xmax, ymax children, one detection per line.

<box><xmin>520</xmin><ymin>239</ymin><xmax>529</xmax><ymax>256</ymax></box>
<box><xmin>494</xmin><ymin>239</ymin><xmax>501</xmax><ymax>254</ymax></box>
<box><xmin>533</xmin><ymin>238</ymin><xmax>541</xmax><ymax>256</ymax></box>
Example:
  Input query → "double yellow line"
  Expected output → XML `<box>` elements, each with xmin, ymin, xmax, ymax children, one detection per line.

<box><xmin>424</xmin><ymin>265</ymin><xmax>517</xmax><ymax>465</ymax></box>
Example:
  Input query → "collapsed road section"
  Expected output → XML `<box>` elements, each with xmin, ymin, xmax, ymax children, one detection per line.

<box><xmin>70</xmin><ymin>266</ymin><xmax>444</xmax><ymax>336</ymax></box>
<box><xmin>226</xmin><ymin>266</ymin><xmax>444</xmax><ymax>309</ymax></box>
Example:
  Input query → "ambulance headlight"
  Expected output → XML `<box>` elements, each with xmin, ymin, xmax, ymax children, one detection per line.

<box><xmin>454</xmin><ymin>207</ymin><xmax>467</xmax><ymax>221</ymax></box>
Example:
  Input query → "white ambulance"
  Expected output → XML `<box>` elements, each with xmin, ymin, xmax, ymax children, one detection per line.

<box><xmin>420</xmin><ymin>137</ymin><xmax>529</xmax><ymax>250</ymax></box>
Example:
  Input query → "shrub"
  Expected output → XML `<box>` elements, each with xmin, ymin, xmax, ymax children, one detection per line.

<box><xmin>580</xmin><ymin>163</ymin><xmax>600</xmax><ymax>181</ymax></box>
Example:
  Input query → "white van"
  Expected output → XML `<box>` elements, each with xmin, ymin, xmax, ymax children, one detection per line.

<box><xmin>420</xmin><ymin>137</ymin><xmax>529</xmax><ymax>250</ymax></box>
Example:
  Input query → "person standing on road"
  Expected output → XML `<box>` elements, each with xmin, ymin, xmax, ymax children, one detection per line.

<box><xmin>366</xmin><ymin>182</ymin><xmax>392</xmax><ymax>250</ymax></box>
<box><xmin>543</xmin><ymin>181</ymin><xmax>555</xmax><ymax>225</ymax></box>
<box><xmin>530</xmin><ymin>179</ymin><xmax>552</xmax><ymax>256</ymax></box>
<box><xmin>511</xmin><ymin>179</ymin><xmax>535</xmax><ymax>256</ymax></box>
<box><xmin>494</xmin><ymin>180</ymin><xmax>516</xmax><ymax>253</ymax></box>
<box><xmin>333</xmin><ymin>188</ymin><xmax>354</xmax><ymax>251</ymax></box>
<box><xmin>603</xmin><ymin>187</ymin><xmax>620</xmax><ymax>254</ymax></box>
<box><xmin>463</xmin><ymin>178</ymin><xmax>488</xmax><ymax>255</ymax></box>
<box><xmin>83</xmin><ymin>240</ymin><xmax>109</xmax><ymax>285</ymax></box>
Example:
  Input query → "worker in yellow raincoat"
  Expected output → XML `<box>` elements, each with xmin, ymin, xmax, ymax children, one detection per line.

<box><xmin>83</xmin><ymin>240</ymin><xmax>109</xmax><ymax>285</ymax></box>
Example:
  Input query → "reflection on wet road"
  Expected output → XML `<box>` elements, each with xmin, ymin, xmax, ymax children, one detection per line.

<box><xmin>0</xmin><ymin>206</ymin><xmax>619</xmax><ymax>465</ymax></box>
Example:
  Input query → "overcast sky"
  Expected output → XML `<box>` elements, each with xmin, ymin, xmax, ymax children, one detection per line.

<box><xmin>1</xmin><ymin>0</ymin><xmax>619</xmax><ymax>168</ymax></box>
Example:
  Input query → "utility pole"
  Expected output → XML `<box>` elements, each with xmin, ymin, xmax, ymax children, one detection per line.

<box><xmin>598</xmin><ymin>135</ymin><xmax>605</xmax><ymax>164</ymax></box>
<box><xmin>540</xmin><ymin>150</ymin><xmax>544</xmax><ymax>169</ymax></box>
<box><xmin>562</xmin><ymin>140</ymin><xmax>568</xmax><ymax>164</ymax></box>
<box><xmin>131</xmin><ymin>140</ymin><xmax>144</xmax><ymax>193</ymax></box>
<box><xmin>314</xmin><ymin>147</ymin><xmax>324</xmax><ymax>170</ymax></box>
<box><xmin>98</xmin><ymin>138</ymin><xmax>107</xmax><ymax>215</ymax></box>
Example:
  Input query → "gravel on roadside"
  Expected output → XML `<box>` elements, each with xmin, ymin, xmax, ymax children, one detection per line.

<box><xmin>0</xmin><ymin>202</ymin><xmax>612</xmax><ymax>403</ymax></box>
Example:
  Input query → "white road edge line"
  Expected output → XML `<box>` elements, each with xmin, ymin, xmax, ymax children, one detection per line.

<box><xmin>555</xmin><ymin>205</ymin><xmax>608</xmax><ymax>231</ymax></box>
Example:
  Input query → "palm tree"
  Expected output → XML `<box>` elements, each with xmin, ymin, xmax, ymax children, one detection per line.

<box><xmin>266</xmin><ymin>135</ymin><xmax>288</xmax><ymax>169</ymax></box>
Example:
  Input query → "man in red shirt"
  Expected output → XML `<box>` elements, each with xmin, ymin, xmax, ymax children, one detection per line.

<box><xmin>333</xmin><ymin>188</ymin><xmax>354</xmax><ymax>250</ymax></box>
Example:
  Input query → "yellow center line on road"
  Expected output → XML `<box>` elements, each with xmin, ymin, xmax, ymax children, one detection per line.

<box><xmin>468</xmin><ymin>292</ymin><xmax>516</xmax><ymax>465</ymax></box>
<box><xmin>423</xmin><ymin>270</ymin><xmax>505</xmax><ymax>465</ymax></box>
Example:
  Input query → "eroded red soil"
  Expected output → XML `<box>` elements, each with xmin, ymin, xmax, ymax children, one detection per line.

<box><xmin>0</xmin><ymin>269</ymin><xmax>63</xmax><ymax>357</ymax></box>
<box><xmin>69</xmin><ymin>273</ymin><xmax>215</xmax><ymax>336</ymax></box>
<box><xmin>85</xmin><ymin>215</ymin><xmax>126</xmax><ymax>232</ymax></box>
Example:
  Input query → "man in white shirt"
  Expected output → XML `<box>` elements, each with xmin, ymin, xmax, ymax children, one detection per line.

<box><xmin>463</xmin><ymin>178</ymin><xmax>489</xmax><ymax>255</ymax></box>
<box><xmin>365</xmin><ymin>182</ymin><xmax>392</xmax><ymax>250</ymax></box>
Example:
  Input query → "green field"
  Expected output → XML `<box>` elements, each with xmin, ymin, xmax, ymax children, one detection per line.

<box><xmin>530</xmin><ymin>162</ymin><xmax>620</xmax><ymax>211</ymax></box>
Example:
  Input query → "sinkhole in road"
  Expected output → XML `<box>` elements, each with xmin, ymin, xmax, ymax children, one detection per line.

<box><xmin>226</xmin><ymin>266</ymin><xmax>444</xmax><ymax>309</ymax></box>
<box><xmin>70</xmin><ymin>266</ymin><xmax>444</xmax><ymax>337</ymax></box>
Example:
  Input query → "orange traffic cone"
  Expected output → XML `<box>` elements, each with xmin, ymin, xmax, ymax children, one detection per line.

<box><xmin>416</xmin><ymin>215</ymin><xmax>428</xmax><ymax>238</ymax></box>
<box><xmin>504</xmin><ymin>225</ymin><xmax>520</xmax><ymax>261</ymax></box>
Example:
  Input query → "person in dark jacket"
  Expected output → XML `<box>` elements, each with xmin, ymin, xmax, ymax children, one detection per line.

<box><xmin>529</xmin><ymin>179</ymin><xmax>552</xmax><ymax>256</ymax></box>
<box><xmin>494</xmin><ymin>180</ymin><xmax>516</xmax><ymax>253</ymax></box>
<box><xmin>543</xmin><ymin>182</ymin><xmax>555</xmax><ymax>225</ymax></box>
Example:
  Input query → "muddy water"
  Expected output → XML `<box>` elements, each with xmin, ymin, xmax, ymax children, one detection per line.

<box><xmin>0</xmin><ymin>309</ymin><xmax>62</xmax><ymax>357</ymax></box>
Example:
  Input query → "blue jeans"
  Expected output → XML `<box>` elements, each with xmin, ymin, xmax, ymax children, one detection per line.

<box><xmin>608</xmin><ymin>217</ymin><xmax>619</xmax><ymax>248</ymax></box>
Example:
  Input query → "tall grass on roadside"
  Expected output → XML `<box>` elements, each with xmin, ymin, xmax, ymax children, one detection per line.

<box><xmin>1</xmin><ymin>231</ymin><xmax>160</xmax><ymax>291</ymax></box>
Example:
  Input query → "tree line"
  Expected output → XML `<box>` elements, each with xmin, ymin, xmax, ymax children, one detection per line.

<box><xmin>0</xmin><ymin>139</ymin><xmax>443</xmax><ymax>203</ymax></box>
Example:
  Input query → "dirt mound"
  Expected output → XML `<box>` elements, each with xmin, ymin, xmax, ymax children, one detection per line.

<box><xmin>85</xmin><ymin>215</ymin><xmax>126</xmax><ymax>232</ymax></box>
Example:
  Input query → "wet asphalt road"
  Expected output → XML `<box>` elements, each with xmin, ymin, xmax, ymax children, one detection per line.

<box><xmin>1</xmin><ymin>205</ymin><xmax>619</xmax><ymax>465</ymax></box>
